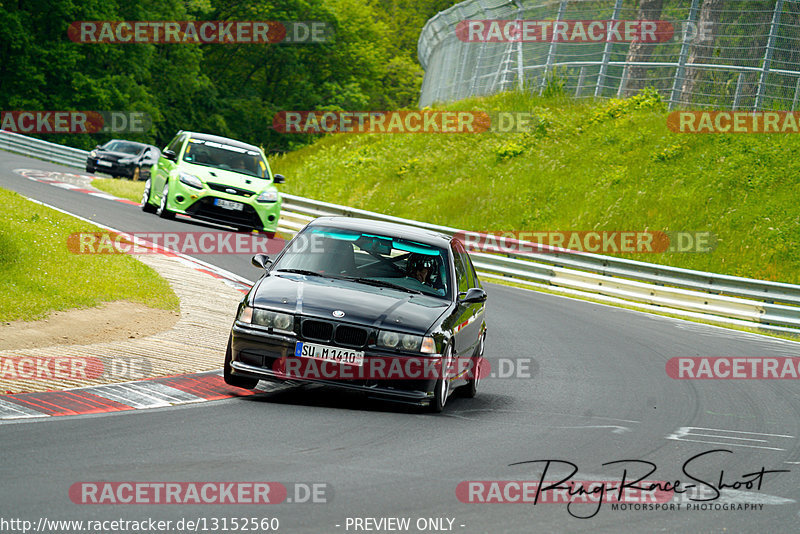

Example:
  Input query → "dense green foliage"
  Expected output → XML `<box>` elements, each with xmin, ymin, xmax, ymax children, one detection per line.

<box><xmin>0</xmin><ymin>0</ymin><xmax>454</xmax><ymax>151</ymax></box>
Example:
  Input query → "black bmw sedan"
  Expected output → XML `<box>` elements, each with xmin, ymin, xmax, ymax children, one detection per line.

<box><xmin>86</xmin><ymin>139</ymin><xmax>160</xmax><ymax>180</ymax></box>
<box><xmin>225</xmin><ymin>217</ymin><xmax>488</xmax><ymax>412</ymax></box>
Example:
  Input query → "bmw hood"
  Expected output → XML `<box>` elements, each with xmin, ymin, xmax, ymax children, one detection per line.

<box><xmin>250</xmin><ymin>274</ymin><xmax>449</xmax><ymax>334</ymax></box>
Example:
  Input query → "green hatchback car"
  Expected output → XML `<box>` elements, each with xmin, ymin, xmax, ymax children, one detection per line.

<box><xmin>141</xmin><ymin>131</ymin><xmax>284</xmax><ymax>234</ymax></box>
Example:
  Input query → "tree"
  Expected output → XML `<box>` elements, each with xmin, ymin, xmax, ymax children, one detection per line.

<box><xmin>622</xmin><ymin>0</ymin><xmax>664</xmax><ymax>97</ymax></box>
<box><xmin>679</xmin><ymin>0</ymin><xmax>725</xmax><ymax>106</ymax></box>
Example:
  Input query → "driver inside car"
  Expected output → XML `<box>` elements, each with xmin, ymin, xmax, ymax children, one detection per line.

<box><xmin>231</xmin><ymin>154</ymin><xmax>255</xmax><ymax>174</ymax></box>
<box><xmin>406</xmin><ymin>254</ymin><xmax>446</xmax><ymax>295</ymax></box>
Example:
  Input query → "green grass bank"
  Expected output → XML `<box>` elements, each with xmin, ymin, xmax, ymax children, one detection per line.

<box><xmin>0</xmin><ymin>188</ymin><xmax>179</xmax><ymax>321</ymax></box>
<box><xmin>93</xmin><ymin>90</ymin><xmax>800</xmax><ymax>284</ymax></box>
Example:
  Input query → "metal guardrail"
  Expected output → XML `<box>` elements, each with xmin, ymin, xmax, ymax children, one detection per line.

<box><xmin>0</xmin><ymin>130</ymin><xmax>88</xmax><ymax>168</ymax></box>
<box><xmin>278</xmin><ymin>196</ymin><xmax>800</xmax><ymax>335</ymax></box>
<box><xmin>2</xmin><ymin>130</ymin><xmax>798</xmax><ymax>335</ymax></box>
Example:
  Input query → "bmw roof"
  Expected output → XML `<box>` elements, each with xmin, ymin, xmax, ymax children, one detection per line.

<box><xmin>307</xmin><ymin>217</ymin><xmax>454</xmax><ymax>248</ymax></box>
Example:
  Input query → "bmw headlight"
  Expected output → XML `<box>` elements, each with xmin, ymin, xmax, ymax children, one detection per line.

<box><xmin>178</xmin><ymin>172</ymin><xmax>203</xmax><ymax>189</ymax></box>
<box><xmin>377</xmin><ymin>331</ymin><xmax>435</xmax><ymax>354</ymax></box>
<box><xmin>89</xmin><ymin>150</ymin><xmax>97</xmax><ymax>158</ymax></box>
<box><xmin>251</xmin><ymin>308</ymin><xmax>294</xmax><ymax>333</ymax></box>
<box><xmin>256</xmin><ymin>190</ymin><xmax>278</xmax><ymax>203</ymax></box>
<box><xmin>377</xmin><ymin>331</ymin><xmax>400</xmax><ymax>348</ymax></box>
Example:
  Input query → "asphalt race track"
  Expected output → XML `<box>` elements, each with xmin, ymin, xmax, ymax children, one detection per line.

<box><xmin>2</xmin><ymin>152</ymin><xmax>800</xmax><ymax>533</ymax></box>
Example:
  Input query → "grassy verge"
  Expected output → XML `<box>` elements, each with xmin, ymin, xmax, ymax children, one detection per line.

<box><xmin>268</xmin><ymin>90</ymin><xmax>800</xmax><ymax>284</ymax></box>
<box><xmin>92</xmin><ymin>177</ymin><xmax>145</xmax><ymax>202</ymax></box>
<box><xmin>0</xmin><ymin>187</ymin><xmax>179</xmax><ymax>321</ymax></box>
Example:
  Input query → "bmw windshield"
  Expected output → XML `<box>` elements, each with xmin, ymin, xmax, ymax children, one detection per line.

<box><xmin>273</xmin><ymin>226</ymin><xmax>451</xmax><ymax>299</ymax></box>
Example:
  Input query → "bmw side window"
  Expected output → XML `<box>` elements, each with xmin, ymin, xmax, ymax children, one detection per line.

<box><xmin>464</xmin><ymin>252</ymin><xmax>480</xmax><ymax>289</ymax></box>
<box><xmin>452</xmin><ymin>240</ymin><xmax>477</xmax><ymax>289</ymax></box>
<box><xmin>452</xmin><ymin>244</ymin><xmax>469</xmax><ymax>294</ymax></box>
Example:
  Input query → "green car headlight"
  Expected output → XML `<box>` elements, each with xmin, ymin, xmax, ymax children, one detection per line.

<box><xmin>256</xmin><ymin>190</ymin><xmax>278</xmax><ymax>203</ymax></box>
<box><xmin>178</xmin><ymin>172</ymin><xmax>203</xmax><ymax>189</ymax></box>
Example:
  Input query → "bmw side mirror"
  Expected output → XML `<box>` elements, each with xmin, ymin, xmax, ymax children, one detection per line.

<box><xmin>251</xmin><ymin>253</ymin><xmax>272</xmax><ymax>270</ymax></box>
<box><xmin>163</xmin><ymin>149</ymin><xmax>177</xmax><ymax>162</ymax></box>
<box><xmin>458</xmin><ymin>288</ymin><xmax>487</xmax><ymax>304</ymax></box>
<box><xmin>273</xmin><ymin>174</ymin><xmax>285</xmax><ymax>184</ymax></box>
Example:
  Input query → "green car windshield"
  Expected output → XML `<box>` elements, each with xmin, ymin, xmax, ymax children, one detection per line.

<box><xmin>274</xmin><ymin>226</ymin><xmax>451</xmax><ymax>299</ymax></box>
<box><xmin>183</xmin><ymin>138</ymin><xmax>270</xmax><ymax>179</ymax></box>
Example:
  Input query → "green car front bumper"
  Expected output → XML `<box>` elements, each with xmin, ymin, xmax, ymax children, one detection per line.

<box><xmin>166</xmin><ymin>178</ymin><xmax>281</xmax><ymax>232</ymax></box>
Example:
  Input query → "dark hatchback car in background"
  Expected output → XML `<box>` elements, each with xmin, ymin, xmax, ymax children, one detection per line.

<box><xmin>225</xmin><ymin>217</ymin><xmax>488</xmax><ymax>412</ymax></box>
<box><xmin>86</xmin><ymin>139</ymin><xmax>160</xmax><ymax>180</ymax></box>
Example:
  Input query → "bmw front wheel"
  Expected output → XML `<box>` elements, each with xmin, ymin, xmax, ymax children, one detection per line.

<box><xmin>429</xmin><ymin>344</ymin><xmax>453</xmax><ymax>413</ymax></box>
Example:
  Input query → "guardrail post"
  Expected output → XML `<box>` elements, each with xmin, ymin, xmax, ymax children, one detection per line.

<box><xmin>595</xmin><ymin>0</ymin><xmax>624</xmax><ymax>98</ymax></box>
<box><xmin>454</xmin><ymin>5</ymin><xmax>471</xmax><ymax>100</ymax></box>
<box><xmin>617</xmin><ymin>66</ymin><xmax>629</xmax><ymax>98</ymax></box>
<box><xmin>467</xmin><ymin>0</ymin><xmax>490</xmax><ymax>97</ymax></box>
<box><xmin>669</xmin><ymin>0</ymin><xmax>701</xmax><ymax>110</ymax></box>
<box><xmin>541</xmin><ymin>0</ymin><xmax>568</xmax><ymax>94</ymax></box>
<box><xmin>511</xmin><ymin>0</ymin><xmax>525</xmax><ymax>91</ymax></box>
<box><xmin>732</xmin><ymin>73</ymin><xmax>744</xmax><ymax>110</ymax></box>
<box><xmin>793</xmin><ymin>77</ymin><xmax>800</xmax><ymax>111</ymax></box>
<box><xmin>754</xmin><ymin>0</ymin><xmax>784</xmax><ymax>110</ymax></box>
<box><xmin>575</xmin><ymin>66</ymin><xmax>586</xmax><ymax>97</ymax></box>
<box><xmin>516</xmin><ymin>38</ymin><xmax>525</xmax><ymax>91</ymax></box>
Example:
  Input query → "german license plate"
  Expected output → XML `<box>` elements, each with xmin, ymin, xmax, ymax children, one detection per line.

<box><xmin>295</xmin><ymin>342</ymin><xmax>364</xmax><ymax>367</ymax></box>
<box><xmin>97</xmin><ymin>160</ymin><xmax>112</xmax><ymax>167</ymax></box>
<box><xmin>214</xmin><ymin>198</ymin><xmax>244</xmax><ymax>211</ymax></box>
